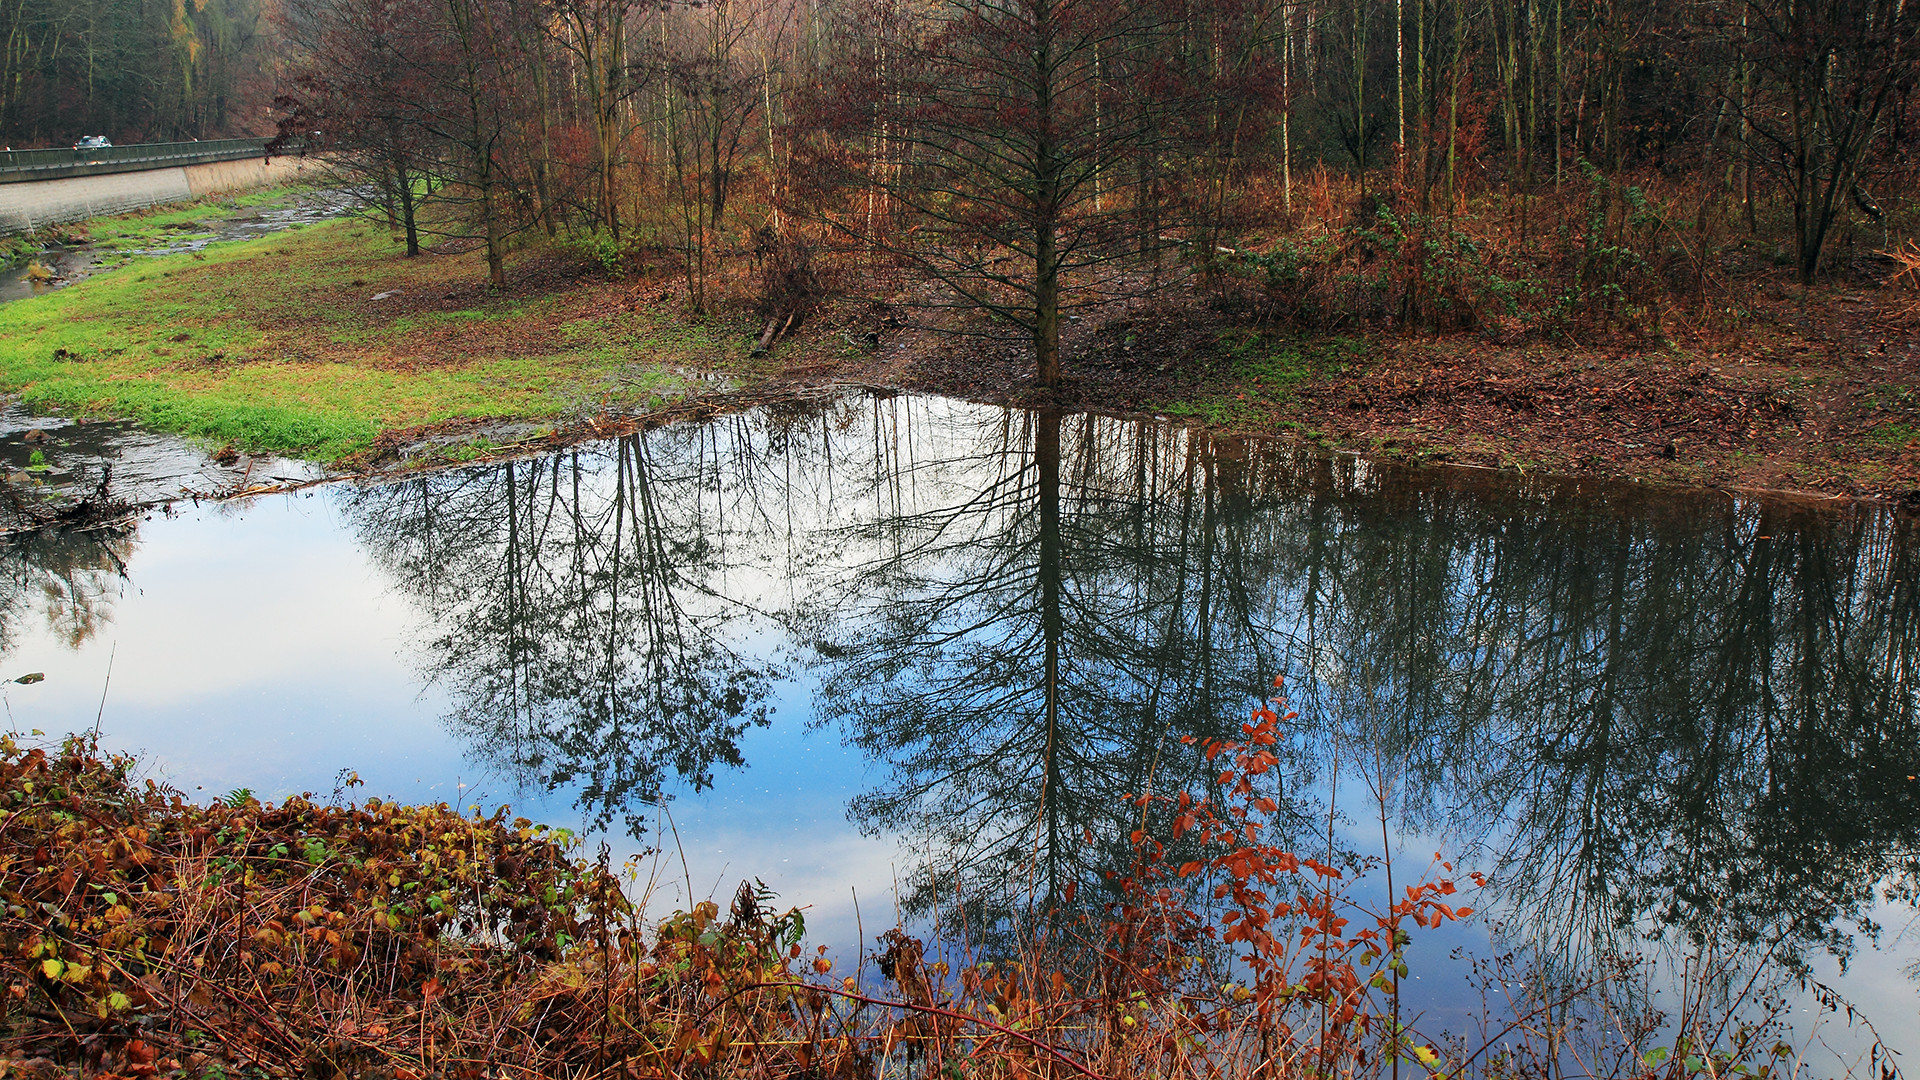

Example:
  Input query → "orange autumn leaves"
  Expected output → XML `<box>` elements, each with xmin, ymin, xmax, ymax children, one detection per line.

<box><xmin>1118</xmin><ymin>675</ymin><xmax>1478</xmax><ymax>1041</ymax></box>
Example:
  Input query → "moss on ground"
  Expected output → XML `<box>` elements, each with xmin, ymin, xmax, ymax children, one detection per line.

<box><xmin>1163</xmin><ymin>333</ymin><xmax>1365</xmax><ymax>425</ymax></box>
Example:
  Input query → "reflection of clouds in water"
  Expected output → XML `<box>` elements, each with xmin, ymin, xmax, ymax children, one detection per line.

<box><xmin>1801</xmin><ymin>900</ymin><xmax>1920</xmax><ymax>1021</ymax></box>
<box><xmin>634</xmin><ymin>829</ymin><xmax>902</xmax><ymax>952</ymax></box>
<box><xmin>0</xmin><ymin>497</ymin><xmax>455</xmax><ymax>801</ymax></box>
<box><xmin>105</xmin><ymin>500</ymin><xmax>399</xmax><ymax>704</ymax></box>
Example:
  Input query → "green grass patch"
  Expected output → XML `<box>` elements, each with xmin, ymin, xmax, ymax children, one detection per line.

<box><xmin>1</xmin><ymin>236</ymin><xmax>38</xmax><ymax>266</ymax></box>
<box><xmin>1163</xmin><ymin>333</ymin><xmax>1366</xmax><ymax>426</ymax></box>
<box><xmin>0</xmin><ymin>218</ymin><xmax>737</xmax><ymax>462</ymax></box>
<box><xmin>1223</xmin><ymin>332</ymin><xmax>1365</xmax><ymax>390</ymax></box>
<box><xmin>1868</xmin><ymin>422</ymin><xmax>1919</xmax><ymax>449</ymax></box>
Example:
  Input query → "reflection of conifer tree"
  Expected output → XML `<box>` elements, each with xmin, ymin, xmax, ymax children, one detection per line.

<box><xmin>1037</xmin><ymin>411</ymin><xmax>1064</xmax><ymax>911</ymax></box>
<box><xmin>808</xmin><ymin>405</ymin><xmax>1290</xmax><ymax>937</ymax></box>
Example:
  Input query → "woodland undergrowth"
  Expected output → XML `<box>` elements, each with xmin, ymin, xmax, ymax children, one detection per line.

<box><xmin>1199</xmin><ymin>163</ymin><xmax>1858</xmax><ymax>344</ymax></box>
<box><xmin>0</xmin><ymin>682</ymin><xmax>1878</xmax><ymax>1079</ymax></box>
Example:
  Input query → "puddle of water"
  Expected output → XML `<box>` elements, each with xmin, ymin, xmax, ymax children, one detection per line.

<box><xmin>0</xmin><ymin>246</ymin><xmax>101</xmax><ymax>303</ymax></box>
<box><xmin>0</xmin><ymin>404</ymin><xmax>320</xmax><ymax>509</ymax></box>
<box><xmin>0</xmin><ymin>391</ymin><xmax>1912</xmax><ymax>1060</ymax></box>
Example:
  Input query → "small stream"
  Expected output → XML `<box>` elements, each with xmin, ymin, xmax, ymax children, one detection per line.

<box><xmin>0</xmin><ymin>188</ymin><xmax>350</xmax><ymax>303</ymax></box>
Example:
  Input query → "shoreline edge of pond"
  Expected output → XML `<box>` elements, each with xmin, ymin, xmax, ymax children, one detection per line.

<box><xmin>2</xmin><ymin>189</ymin><xmax>1917</xmax><ymax>510</ymax></box>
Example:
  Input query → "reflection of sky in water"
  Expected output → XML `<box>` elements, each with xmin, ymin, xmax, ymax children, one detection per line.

<box><xmin>0</xmin><ymin>492</ymin><xmax>900</xmax><ymax>950</ymax></box>
<box><xmin>0</xmin><ymin>392</ymin><xmax>1911</xmax><ymax>1063</ymax></box>
<box><xmin>0</xmin><ymin>497</ymin><xmax>446</xmax><ymax>800</ymax></box>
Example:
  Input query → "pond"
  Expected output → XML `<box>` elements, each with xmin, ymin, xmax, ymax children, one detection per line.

<box><xmin>0</xmin><ymin>390</ymin><xmax>1914</xmax><ymax>1061</ymax></box>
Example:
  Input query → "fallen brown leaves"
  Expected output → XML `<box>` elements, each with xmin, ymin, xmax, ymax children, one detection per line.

<box><xmin>0</xmin><ymin>729</ymin><xmax>1842</xmax><ymax>1080</ymax></box>
<box><xmin>0</xmin><ymin>737</ymin><xmax>1151</xmax><ymax>1080</ymax></box>
<box><xmin>1301</xmin><ymin>350</ymin><xmax>1804</xmax><ymax>457</ymax></box>
<box><xmin>0</xmin><ymin>736</ymin><xmax>632</xmax><ymax>1076</ymax></box>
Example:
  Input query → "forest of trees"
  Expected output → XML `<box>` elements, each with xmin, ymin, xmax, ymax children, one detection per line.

<box><xmin>0</xmin><ymin>0</ymin><xmax>275</xmax><ymax>145</ymax></box>
<box><xmin>267</xmin><ymin>0</ymin><xmax>1920</xmax><ymax>378</ymax></box>
<box><xmin>8</xmin><ymin>0</ymin><xmax>1913</xmax><ymax>372</ymax></box>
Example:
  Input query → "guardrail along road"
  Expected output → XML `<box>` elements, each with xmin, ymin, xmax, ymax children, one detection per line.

<box><xmin>0</xmin><ymin>139</ymin><xmax>289</xmax><ymax>184</ymax></box>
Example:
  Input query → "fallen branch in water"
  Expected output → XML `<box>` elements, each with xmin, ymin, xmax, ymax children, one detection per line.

<box><xmin>0</xmin><ymin>464</ymin><xmax>142</xmax><ymax>541</ymax></box>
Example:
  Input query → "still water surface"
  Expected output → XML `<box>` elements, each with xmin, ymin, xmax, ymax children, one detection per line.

<box><xmin>0</xmin><ymin>391</ymin><xmax>1914</xmax><ymax>1054</ymax></box>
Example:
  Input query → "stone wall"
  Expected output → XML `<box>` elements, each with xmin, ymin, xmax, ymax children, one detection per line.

<box><xmin>0</xmin><ymin>155</ymin><xmax>318</xmax><ymax>235</ymax></box>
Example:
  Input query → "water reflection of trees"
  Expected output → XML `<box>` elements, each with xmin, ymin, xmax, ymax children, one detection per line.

<box><xmin>1432</xmin><ymin>500</ymin><xmax>1920</xmax><ymax>965</ymax></box>
<box><xmin>796</xmin><ymin>399</ymin><xmax>1920</xmax><ymax>967</ymax></box>
<box><xmin>804</xmin><ymin>405</ymin><xmax>1298</xmax><ymax>931</ymax></box>
<box><xmin>1272</xmin><ymin>474</ymin><xmax>1920</xmax><ymax>966</ymax></box>
<box><xmin>334</xmin><ymin>392</ymin><xmax>1919</xmax><ymax>969</ymax></box>
<box><xmin>341</xmin><ymin>428</ymin><xmax>791</xmax><ymax>838</ymax></box>
<box><xmin>0</xmin><ymin>528</ymin><xmax>131</xmax><ymax>652</ymax></box>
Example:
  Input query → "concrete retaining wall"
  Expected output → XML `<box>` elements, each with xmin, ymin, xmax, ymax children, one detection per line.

<box><xmin>182</xmin><ymin>155</ymin><xmax>319</xmax><ymax>200</ymax></box>
<box><xmin>0</xmin><ymin>155</ymin><xmax>319</xmax><ymax>236</ymax></box>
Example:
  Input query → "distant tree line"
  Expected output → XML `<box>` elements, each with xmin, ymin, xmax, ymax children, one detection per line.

<box><xmin>271</xmin><ymin>0</ymin><xmax>1919</xmax><ymax>375</ymax></box>
<box><xmin>0</xmin><ymin>0</ymin><xmax>273</xmax><ymax>146</ymax></box>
